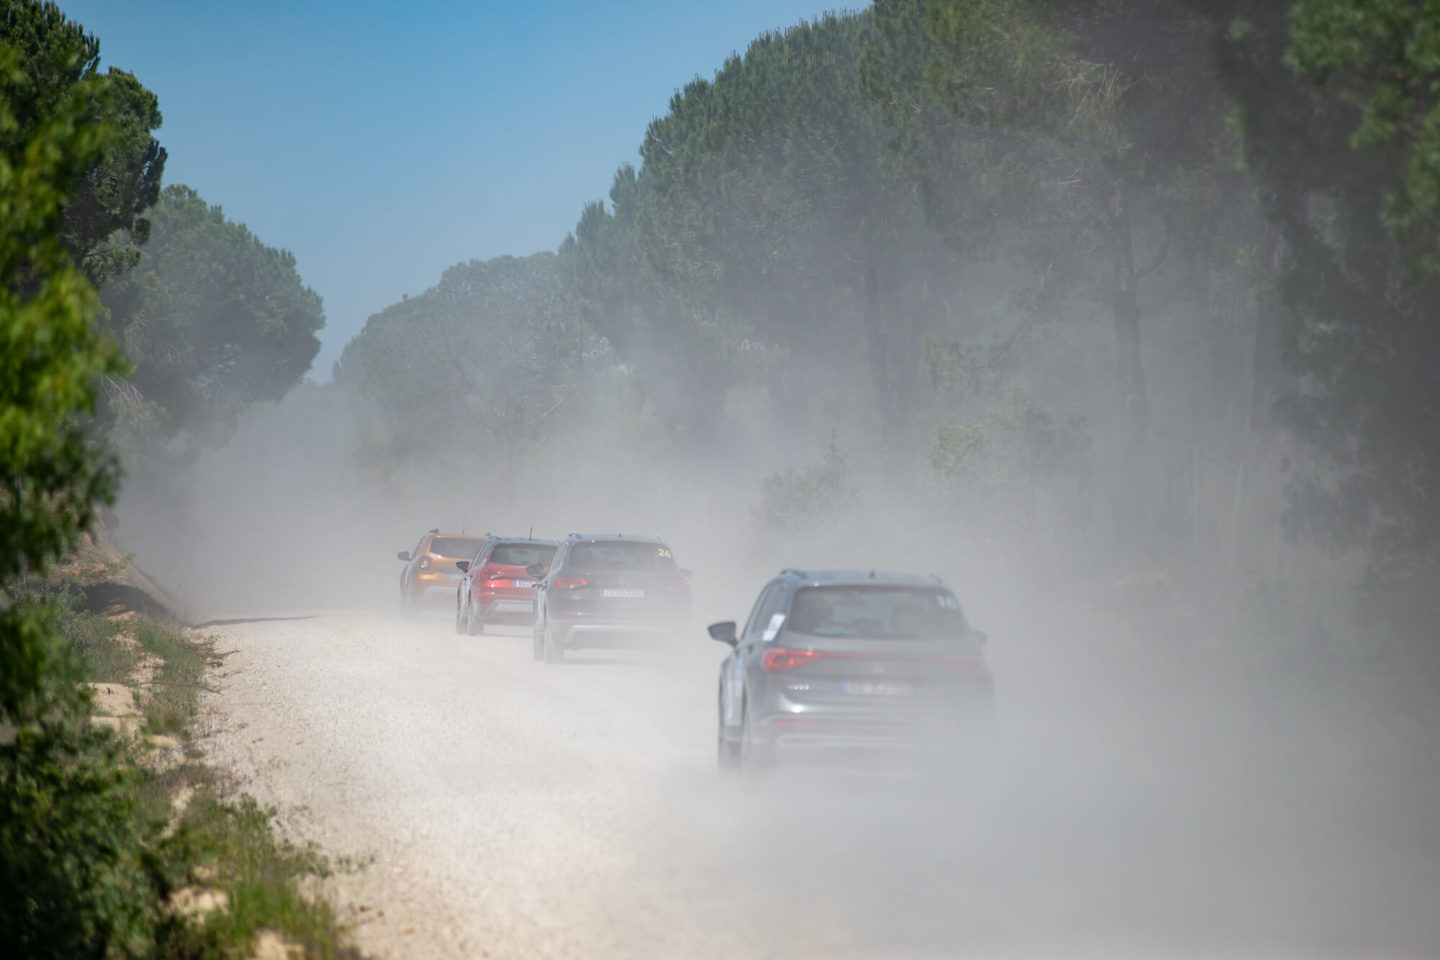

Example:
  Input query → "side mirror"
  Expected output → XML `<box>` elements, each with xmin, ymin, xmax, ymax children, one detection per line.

<box><xmin>397</xmin><ymin>551</ymin><xmax>411</xmax><ymax>562</ymax></box>
<box><xmin>680</xmin><ymin>568</ymin><xmax>694</xmax><ymax>579</ymax></box>
<box><xmin>971</xmin><ymin>628</ymin><xmax>988</xmax><ymax>647</ymax></box>
<box><xmin>456</xmin><ymin>561</ymin><xmax>470</xmax><ymax>573</ymax></box>
<box><xmin>525</xmin><ymin>563</ymin><xmax>546</xmax><ymax>579</ymax></box>
<box><xmin>707</xmin><ymin>621</ymin><xmax>738</xmax><ymax>647</ymax></box>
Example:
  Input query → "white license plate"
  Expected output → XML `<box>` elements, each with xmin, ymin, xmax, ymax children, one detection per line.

<box><xmin>512</xmin><ymin>580</ymin><xmax>531</xmax><ymax>587</ymax></box>
<box><xmin>602</xmin><ymin>588</ymin><xmax>645</xmax><ymax>599</ymax></box>
<box><xmin>842</xmin><ymin>680</ymin><xmax>914</xmax><ymax>697</ymax></box>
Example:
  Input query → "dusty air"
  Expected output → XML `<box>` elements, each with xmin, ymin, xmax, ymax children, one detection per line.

<box><xmin>4</xmin><ymin>1</ymin><xmax>1440</xmax><ymax>958</ymax></box>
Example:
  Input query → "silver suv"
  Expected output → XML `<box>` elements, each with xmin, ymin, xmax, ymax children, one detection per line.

<box><xmin>710</xmin><ymin>569</ymin><xmax>992</xmax><ymax>771</ymax></box>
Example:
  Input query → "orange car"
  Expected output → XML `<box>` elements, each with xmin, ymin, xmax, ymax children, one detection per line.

<box><xmin>397</xmin><ymin>529</ymin><xmax>488</xmax><ymax>615</ymax></box>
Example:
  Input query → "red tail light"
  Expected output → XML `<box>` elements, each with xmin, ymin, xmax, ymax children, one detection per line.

<box><xmin>660</xmin><ymin>577</ymin><xmax>690</xmax><ymax>593</ymax></box>
<box><xmin>937</xmin><ymin>655</ymin><xmax>988</xmax><ymax>676</ymax></box>
<box><xmin>762</xmin><ymin>648</ymin><xmax>820</xmax><ymax>672</ymax></box>
<box><xmin>554</xmin><ymin>577</ymin><xmax>588</xmax><ymax>590</ymax></box>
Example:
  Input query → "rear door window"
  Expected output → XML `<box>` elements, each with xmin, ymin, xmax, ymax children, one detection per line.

<box><xmin>567</xmin><ymin>540</ymin><xmax>676</xmax><ymax>571</ymax></box>
<box><xmin>490</xmin><ymin>543</ymin><xmax>557</xmax><ymax>567</ymax></box>
<box><xmin>430</xmin><ymin>537</ymin><xmax>487</xmax><ymax>559</ymax></box>
<box><xmin>786</xmin><ymin>585</ymin><xmax>969</xmax><ymax>639</ymax></box>
<box><xmin>742</xmin><ymin>583</ymin><xmax>786</xmax><ymax>641</ymax></box>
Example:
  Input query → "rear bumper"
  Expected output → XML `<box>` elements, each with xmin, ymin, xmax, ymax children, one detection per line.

<box><xmin>552</xmin><ymin>618</ymin><xmax>689</xmax><ymax>650</ymax></box>
<box><xmin>749</xmin><ymin>699</ymin><xmax>993</xmax><ymax>763</ymax></box>
<box><xmin>413</xmin><ymin>573</ymin><xmax>464</xmax><ymax>594</ymax></box>
<box><xmin>478</xmin><ymin>599</ymin><xmax>534</xmax><ymax>622</ymax></box>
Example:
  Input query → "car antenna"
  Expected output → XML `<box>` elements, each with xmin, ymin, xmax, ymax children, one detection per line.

<box><xmin>528</xmin><ymin>525</ymin><xmax>533</xmax><ymax>539</ymax></box>
<box><xmin>868</xmin><ymin>569</ymin><xmax>876</xmax><ymax>579</ymax></box>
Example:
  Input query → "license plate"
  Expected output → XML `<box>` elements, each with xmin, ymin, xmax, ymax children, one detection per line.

<box><xmin>602</xmin><ymin>588</ymin><xmax>645</xmax><ymax>599</ymax></box>
<box><xmin>512</xmin><ymin>580</ymin><xmax>532</xmax><ymax>587</ymax></box>
<box><xmin>842</xmin><ymin>680</ymin><xmax>914</xmax><ymax>697</ymax></box>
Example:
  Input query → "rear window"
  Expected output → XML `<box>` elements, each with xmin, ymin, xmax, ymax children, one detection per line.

<box><xmin>490</xmin><ymin>543</ymin><xmax>557</xmax><ymax>567</ymax></box>
<box><xmin>428</xmin><ymin>537</ymin><xmax>486</xmax><ymax>559</ymax></box>
<box><xmin>786</xmin><ymin>585</ymin><xmax>969</xmax><ymax>640</ymax></box>
<box><xmin>567</xmin><ymin>540</ymin><xmax>676</xmax><ymax>571</ymax></box>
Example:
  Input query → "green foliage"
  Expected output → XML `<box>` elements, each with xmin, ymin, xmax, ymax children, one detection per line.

<box><xmin>0</xmin><ymin>44</ymin><xmax>126</xmax><ymax>583</ymax></box>
<box><xmin>922</xmin><ymin>0</ymin><xmax>1122</xmax><ymax>146</ymax></box>
<box><xmin>0</xmin><ymin>21</ymin><xmax>158</xmax><ymax>958</ymax></box>
<box><xmin>100</xmin><ymin>185</ymin><xmax>324</xmax><ymax>444</ymax></box>
<box><xmin>336</xmin><ymin>251</ymin><xmax>593</xmax><ymax>480</ymax></box>
<box><xmin>568</xmin><ymin>12</ymin><xmax>957</xmax><ymax>448</ymax></box>
<box><xmin>0</xmin><ymin>720</ymin><xmax>160</xmax><ymax>960</ymax></box>
<box><xmin>1286</xmin><ymin>0</ymin><xmax>1440</xmax><ymax>268</ymax></box>
<box><xmin>748</xmin><ymin>436</ymin><xmax>864</xmax><ymax>563</ymax></box>
<box><xmin>133</xmin><ymin>618</ymin><xmax>207</xmax><ymax>736</ymax></box>
<box><xmin>162</xmin><ymin>793</ymin><xmax>359</xmax><ymax>960</ymax></box>
<box><xmin>0</xmin><ymin>0</ymin><xmax>166</xmax><ymax>285</ymax></box>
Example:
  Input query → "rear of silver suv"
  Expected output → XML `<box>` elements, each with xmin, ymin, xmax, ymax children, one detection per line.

<box><xmin>711</xmin><ymin>570</ymin><xmax>992</xmax><ymax>770</ymax></box>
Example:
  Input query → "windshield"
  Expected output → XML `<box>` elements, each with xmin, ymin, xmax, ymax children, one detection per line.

<box><xmin>428</xmin><ymin>537</ymin><xmax>486</xmax><ymax>559</ymax></box>
<box><xmin>786</xmin><ymin>585</ymin><xmax>969</xmax><ymax>640</ymax></box>
<box><xmin>567</xmin><ymin>540</ymin><xmax>677</xmax><ymax>571</ymax></box>
<box><xmin>489</xmin><ymin>543</ymin><xmax>557</xmax><ymax>567</ymax></box>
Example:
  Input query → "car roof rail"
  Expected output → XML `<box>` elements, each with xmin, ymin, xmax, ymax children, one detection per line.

<box><xmin>779</xmin><ymin>567</ymin><xmax>808</xmax><ymax>579</ymax></box>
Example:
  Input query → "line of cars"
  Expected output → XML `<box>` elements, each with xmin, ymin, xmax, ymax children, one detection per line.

<box><xmin>398</xmin><ymin>529</ymin><xmax>994</xmax><ymax>772</ymax></box>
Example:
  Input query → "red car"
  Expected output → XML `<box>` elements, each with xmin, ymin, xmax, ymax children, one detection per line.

<box><xmin>455</xmin><ymin>537</ymin><xmax>560</xmax><ymax>635</ymax></box>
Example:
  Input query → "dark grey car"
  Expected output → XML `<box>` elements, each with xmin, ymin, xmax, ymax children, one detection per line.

<box><xmin>710</xmin><ymin>569</ymin><xmax>993</xmax><ymax>771</ymax></box>
<box><xmin>530</xmin><ymin>534</ymin><xmax>693</xmax><ymax>663</ymax></box>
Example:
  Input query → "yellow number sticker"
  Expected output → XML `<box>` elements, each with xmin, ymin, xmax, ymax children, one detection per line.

<box><xmin>657</xmin><ymin>547</ymin><xmax>672</xmax><ymax>558</ymax></box>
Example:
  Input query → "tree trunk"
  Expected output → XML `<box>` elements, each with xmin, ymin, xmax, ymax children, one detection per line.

<box><xmin>860</xmin><ymin>220</ymin><xmax>900</xmax><ymax>456</ymax></box>
<box><xmin>1108</xmin><ymin>178</ymin><xmax>1149</xmax><ymax>546</ymax></box>
<box><xmin>1249</xmin><ymin>196</ymin><xmax>1291</xmax><ymax>443</ymax></box>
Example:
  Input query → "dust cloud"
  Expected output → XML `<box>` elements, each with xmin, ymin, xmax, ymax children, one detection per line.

<box><xmin>108</xmin><ymin>351</ymin><xmax>1440</xmax><ymax>959</ymax></box>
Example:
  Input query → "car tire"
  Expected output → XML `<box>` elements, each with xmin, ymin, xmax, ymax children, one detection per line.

<box><xmin>739</xmin><ymin>702</ymin><xmax>768</xmax><ymax>776</ymax></box>
<box><xmin>532</xmin><ymin>618</ymin><xmax>544</xmax><ymax>661</ymax></box>
<box><xmin>400</xmin><ymin>586</ymin><xmax>416</xmax><ymax>619</ymax></box>
<box><xmin>717</xmin><ymin>693</ymin><xmax>741</xmax><ymax>773</ymax></box>
<box><xmin>454</xmin><ymin>597</ymin><xmax>466</xmax><ymax>635</ymax></box>
<box><xmin>466</xmin><ymin>603</ymin><xmax>483</xmax><ymax>636</ymax></box>
<box><xmin>542</xmin><ymin>618</ymin><xmax>563</xmax><ymax>665</ymax></box>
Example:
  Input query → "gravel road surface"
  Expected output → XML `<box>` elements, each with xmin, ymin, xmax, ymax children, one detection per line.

<box><xmin>200</xmin><ymin>605</ymin><xmax>1440</xmax><ymax>959</ymax></box>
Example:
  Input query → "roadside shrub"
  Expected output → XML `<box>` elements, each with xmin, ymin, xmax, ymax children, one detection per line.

<box><xmin>0</xmin><ymin>719</ymin><xmax>162</xmax><ymax>959</ymax></box>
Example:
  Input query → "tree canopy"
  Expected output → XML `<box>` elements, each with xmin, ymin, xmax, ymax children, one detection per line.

<box><xmin>100</xmin><ymin>184</ymin><xmax>325</xmax><ymax>444</ymax></box>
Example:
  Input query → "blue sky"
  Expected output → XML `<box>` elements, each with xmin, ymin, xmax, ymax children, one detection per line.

<box><xmin>59</xmin><ymin>1</ymin><xmax>833</xmax><ymax>379</ymax></box>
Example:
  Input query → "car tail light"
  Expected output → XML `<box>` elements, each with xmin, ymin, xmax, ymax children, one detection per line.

<box><xmin>936</xmin><ymin>655</ymin><xmax>988</xmax><ymax>676</ymax></box>
<box><xmin>761</xmin><ymin>648</ymin><xmax>820</xmax><ymax>672</ymax></box>
<box><xmin>660</xmin><ymin>577</ymin><xmax>690</xmax><ymax>593</ymax></box>
<box><xmin>554</xmin><ymin>577</ymin><xmax>588</xmax><ymax>590</ymax></box>
<box><xmin>418</xmin><ymin>558</ymin><xmax>431</xmax><ymax>570</ymax></box>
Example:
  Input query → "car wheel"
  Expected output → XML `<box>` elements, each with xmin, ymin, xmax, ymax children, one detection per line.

<box><xmin>542</xmin><ymin>618</ymin><xmax>563</xmax><ymax>665</ymax></box>
<box><xmin>739</xmin><ymin>701</ymin><xmax>768</xmax><ymax>775</ymax></box>
<box><xmin>467</xmin><ymin>606</ymin><xmax>484</xmax><ymax>636</ymax></box>
<box><xmin>532</xmin><ymin>618</ymin><xmax>544</xmax><ymax>661</ymax></box>
<box><xmin>454</xmin><ymin>597</ymin><xmax>466</xmax><ymax>635</ymax></box>
<box><xmin>400</xmin><ymin>585</ymin><xmax>416</xmax><ymax>619</ymax></box>
<box><xmin>717</xmin><ymin>693</ymin><xmax>741</xmax><ymax>773</ymax></box>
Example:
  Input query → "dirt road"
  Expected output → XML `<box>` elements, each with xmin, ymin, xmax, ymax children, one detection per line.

<box><xmin>200</xmin><ymin>605</ymin><xmax>1440</xmax><ymax>959</ymax></box>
